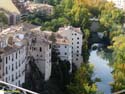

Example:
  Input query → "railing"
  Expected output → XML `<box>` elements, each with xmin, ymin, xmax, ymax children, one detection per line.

<box><xmin>113</xmin><ymin>90</ymin><xmax>125</xmax><ymax>94</ymax></box>
<box><xmin>0</xmin><ymin>81</ymin><xmax>39</xmax><ymax>94</ymax></box>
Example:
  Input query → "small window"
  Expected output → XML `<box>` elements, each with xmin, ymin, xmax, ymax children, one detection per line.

<box><xmin>12</xmin><ymin>64</ymin><xmax>14</xmax><ymax>71</ymax></box>
<box><xmin>6</xmin><ymin>57</ymin><xmax>8</xmax><ymax>64</ymax></box>
<box><xmin>77</xmin><ymin>37</ymin><xmax>79</xmax><ymax>40</ymax></box>
<box><xmin>19</xmin><ymin>60</ymin><xmax>20</xmax><ymax>67</ymax></box>
<box><xmin>9</xmin><ymin>56</ymin><xmax>10</xmax><ymax>60</ymax></box>
<box><xmin>76</xmin><ymin>58</ymin><xmax>78</xmax><ymax>61</ymax></box>
<box><xmin>40</xmin><ymin>47</ymin><xmax>42</xmax><ymax>52</ymax></box>
<box><xmin>16</xmin><ymin>62</ymin><xmax>18</xmax><ymax>69</ymax></box>
<box><xmin>6</xmin><ymin>67</ymin><xmax>8</xmax><ymax>74</ymax></box>
<box><xmin>34</xmin><ymin>47</ymin><xmax>36</xmax><ymax>51</ymax></box>
<box><xmin>12</xmin><ymin>75</ymin><xmax>14</xmax><ymax>81</ymax></box>
<box><xmin>65</xmin><ymin>46</ymin><xmax>67</xmax><ymax>48</ymax></box>
<box><xmin>77</xmin><ymin>42</ymin><xmax>79</xmax><ymax>44</ymax></box>
<box><xmin>58</xmin><ymin>52</ymin><xmax>60</xmax><ymax>55</ymax></box>
<box><xmin>77</xmin><ymin>50</ymin><xmax>79</xmax><ymax>53</ymax></box>
<box><xmin>75</xmin><ymin>33</ymin><xmax>77</xmax><ymax>36</ymax></box>
<box><xmin>65</xmin><ymin>53</ymin><xmax>67</xmax><ymax>55</ymax></box>
<box><xmin>16</xmin><ymin>53</ymin><xmax>17</xmax><ymax>59</ymax></box>
<box><xmin>18</xmin><ymin>80</ymin><xmax>20</xmax><ymax>86</ymax></box>
<box><xmin>77</xmin><ymin>46</ymin><xmax>79</xmax><ymax>48</ymax></box>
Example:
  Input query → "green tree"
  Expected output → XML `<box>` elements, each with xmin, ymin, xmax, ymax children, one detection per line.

<box><xmin>0</xmin><ymin>12</ymin><xmax>8</xmax><ymax>25</ymax></box>
<box><xmin>109</xmin><ymin>35</ymin><xmax>125</xmax><ymax>92</ymax></box>
<box><xmin>67</xmin><ymin>64</ymin><xmax>97</xmax><ymax>94</ymax></box>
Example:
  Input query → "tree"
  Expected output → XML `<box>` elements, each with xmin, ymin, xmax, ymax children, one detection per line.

<box><xmin>67</xmin><ymin>64</ymin><xmax>97</xmax><ymax>94</ymax></box>
<box><xmin>99</xmin><ymin>2</ymin><xmax>125</xmax><ymax>30</ymax></box>
<box><xmin>109</xmin><ymin>35</ymin><xmax>125</xmax><ymax>92</ymax></box>
<box><xmin>0</xmin><ymin>12</ymin><xmax>8</xmax><ymax>25</ymax></box>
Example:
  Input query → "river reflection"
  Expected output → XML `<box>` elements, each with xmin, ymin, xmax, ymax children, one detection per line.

<box><xmin>89</xmin><ymin>50</ymin><xmax>114</xmax><ymax>94</ymax></box>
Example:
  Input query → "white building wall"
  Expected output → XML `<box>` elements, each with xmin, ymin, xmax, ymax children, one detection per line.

<box><xmin>71</xmin><ymin>31</ymin><xmax>83</xmax><ymax>68</ymax></box>
<box><xmin>58</xmin><ymin>26</ymin><xmax>83</xmax><ymax>68</ymax></box>
<box><xmin>3</xmin><ymin>46</ymin><xmax>27</xmax><ymax>87</ymax></box>
<box><xmin>56</xmin><ymin>44</ymin><xmax>72</xmax><ymax>71</ymax></box>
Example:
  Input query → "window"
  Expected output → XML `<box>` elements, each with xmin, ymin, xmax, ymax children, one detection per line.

<box><xmin>16</xmin><ymin>52</ymin><xmax>17</xmax><ymax>59</ymax></box>
<box><xmin>19</xmin><ymin>60</ymin><xmax>20</xmax><ymax>67</ymax></box>
<box><xmin>40</xmin><ymin>47</ymin><xmax>42</xmax><ymax>52</ymax></box>
<box><xmin>77</xmin><ymin>37</ymin><xmax>79</xmax><ymax>40</ymax></box>
<box><xmin>9</xmin><ymin>65</ymin><xmax>10</xmax><ymax>70</ymax></box>
<box><xmin>6</xmin><ymin>57</ymin><xmax>8</xmax><ymax>64</ymax></box>
<box><xmin>19</xmin><ymin>50</ymin><xmax>20</xmax><ymax>54</ymax></box>
<box><xmin>76</xmin><ymin>58</ymin><xmax>78</xmax><ymax>61</ymax></box>
<box><xmin>9</xmin><ymin>56</ymin><xmax>10</xmax><ymax>60</ymax></box>
<box><xmin>0</xmin><ymin>56</ymin><xmax>2</xmax><ymax>63</ymax></box>
<box><xmin>77</xmin><ymin>46</ymin><xmax>79</xmax><ymax>48</ymax></box>
<box><xmin>34</xmin><ymin>47</ymin><xmax>36</xmax><ymax>51</ymax></box>
<box><xmin>12</xmin><ymin>64</ymin><xmax>14</xmax><ymax>71</ymax></box>
<box><xmin>77</xmin><ymin>42</ymin><xmax>79</xmax><ymax>44</ymax></box>
<box><xmin>77</xmin><ymin>54</ymin><xmax>79</xmax><ymax>57</ymax></box>
<box><xmin>65</xmin><ymin>53</ymin><xmax>67</xmax><ymax>55</ymax></box>
<box><xmin>6</xmin><ymin>67</ymin><xmax>8</xmax><ymax>74</ymax></box>
<box><xmin>58</xmin><ymin>52</ymin><xmax>60</xmax><ymax>55</ymax></box>
<box><xmin>65</xmin><ymin>46</ymin><xmax>67</xmax><ymax>48</ymax></box>
<box><xmin>12</xmin><ymin>75</ymin><xmax>14</xmax><ymax>81</ymax></box>
<box><xmin>16</xmin><ymin>73</ymin><xmax>18</xmax><ymax>79</ymax></box>
<box><xmin>18</xmin><ymin>80</ymin><xmax>20</xmax><ymax>86</ymax></box>
<box><xmin>16</xmin><ymin>62</ymin><xmax>18</xmax><ymax>69</ymax></box>
<box><xmin>75</xmin><ymin>33</ymin><xmax>77</xmax><ymax>36</ymax></box>
<box><xmin>49</xmin><ymin>44</ymin><xmax>51</xmax><ymax>49</ymax></box>
<box><xmin>77</xmin><ymin>50</ymin><xmax>79</xmax><ymax>53</ymax></box>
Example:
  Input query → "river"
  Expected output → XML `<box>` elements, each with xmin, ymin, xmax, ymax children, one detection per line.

<box><xmin>89</xmin><ymin>50</ymin><xmax>114</xmax><ymax>94</ymax></box>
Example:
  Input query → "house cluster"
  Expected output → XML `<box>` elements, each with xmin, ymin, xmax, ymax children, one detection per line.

<box><xmin>0</xmin><ymin>0</ymin><xmax>83</xmax><ymax>90</ymax></box>
<box><xmin>0</xmin><ymin>0</ymin><xmax>53</xmax><ymax>26</ymax></box>
<box><xmin>0</xmin><ymin>23</ymin><xmax>83</xmax><ymax>88</ymax></box>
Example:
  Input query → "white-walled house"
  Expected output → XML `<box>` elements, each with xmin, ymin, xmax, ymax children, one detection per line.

<box><xmin>0</xmin><ymin>28</ymin><xmax>28</xmax><ymax>87</ymax></box>
<box><xmin>58</xmin><ymin>26</ymin><xmax>83</xmax><ymax>68</ymax></box>
<box><xmin>43</xmin><ymin>31</ymin><xmax>72</xmax><ymax>72</ymax></box>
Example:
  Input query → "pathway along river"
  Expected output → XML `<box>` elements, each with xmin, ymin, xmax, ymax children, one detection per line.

<box><xmin>89</xmin><ymin>50</ymin><xmax>114</xmax><ymax>94</ymax></box>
